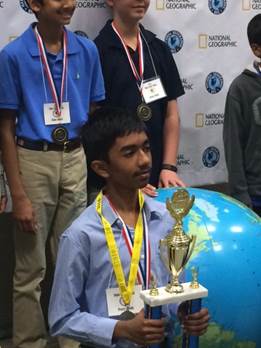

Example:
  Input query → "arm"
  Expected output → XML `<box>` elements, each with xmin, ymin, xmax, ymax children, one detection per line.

<box><xmin>0</xmin><ymin>110</ymin><xmax>36</xmax><ymax>231</ymax></box>
<box><xmin>113</xmin><ymin>309</ymin><xmax>165</xmax><ymax>346</ymax></box>
<box><xmin>223</xmin><ymin>94</ymin><xmax>251</xmax><ymax>206</ymax></box>
<box><xmin>159</xmin><ymin>100</ymin><xmax>185</xmax><ymax>188</ymax></box>
<box><xmin>0</xmin><ymin>162</ymin><xmax>7</xmax><ymax>213</ymax></box>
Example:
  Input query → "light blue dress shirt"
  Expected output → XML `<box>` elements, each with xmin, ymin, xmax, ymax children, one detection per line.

<box><xmin>49</xmin><ymin>195</ymin><xmax>178</xmax><ymax>347</ymax></box>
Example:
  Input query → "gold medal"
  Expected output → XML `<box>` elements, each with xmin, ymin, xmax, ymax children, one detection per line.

<box><xmin>137</xmin><ymin>103</ymin><xmax>152</xmax><ymax>121</ymax></box>
<box><xmin>51</xmin><ymin>126</ymin><xmax>68</xmax><ymax>144</ymax></box>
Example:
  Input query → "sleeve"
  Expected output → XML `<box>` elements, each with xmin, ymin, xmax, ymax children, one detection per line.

<box><xmin>157</xmin><ymin>42</ymin><xmax>185</xmax><ymax>102</ymax></box>
<box><xmin>48</xmin><ymin>233</ymin><xmax>117</xmax><ymax>347</ymax></box>
<box><xmin>0</xmin><ymin>49</ymin><xmax>21</xmax><ymax>110</ymax></box>
<box><xmin>89</xmin><ymin>42</ymin><xmax>105</xmax><ymax>103</ymax></box>
<box><xmin>223</xmin><ymin>91</ymin><xmax>251</xmax><ymax>206</ymax></box>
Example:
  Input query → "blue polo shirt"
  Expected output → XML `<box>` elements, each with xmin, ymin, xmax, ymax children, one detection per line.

<box><xmin>0</xmin><ymin>24</ymin><xmax>105</xmax><ymax>141</ymax></box>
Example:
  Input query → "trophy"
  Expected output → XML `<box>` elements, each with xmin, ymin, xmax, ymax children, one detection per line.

<box><xmin>140</xmin><ymin>189</ymin><xmax>208</xmax><ymax>348</ymax></box>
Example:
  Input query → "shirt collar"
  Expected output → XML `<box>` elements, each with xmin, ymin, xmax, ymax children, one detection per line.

<box><xmin>96</xmin><ymin>19</ymin><xmax>156</xmax><ymax>49</ymax></box>
<box><xmin>96</xmin><ymin>192</ymin><xmax>163</xmax><ymax>230</ymax></box>
<box><xmin>25</xmin><ymin>23</ymin><xmax>80</xmax><ymax>57</ymax></box>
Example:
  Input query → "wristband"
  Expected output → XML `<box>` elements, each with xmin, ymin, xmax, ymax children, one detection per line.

<box><xmin>161</xmin><ymin>163</ymin><xmax>178</xmax><ymax>173</ymax></box>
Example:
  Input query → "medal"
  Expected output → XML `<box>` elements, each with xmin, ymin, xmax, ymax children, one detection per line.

<box><xmin>119</xmin><ymin>310</ymin><xmax>136</xmax><ymax>320</ymax></box>
<box><xmin>51</xmin><ymin>126</ymin><xmax>68</xmax><ymax>144</ymax></box>
<box><xmin>137</xmin><ymin>103</ymin><xmax>152</xmax><ymax>121</ymax></box>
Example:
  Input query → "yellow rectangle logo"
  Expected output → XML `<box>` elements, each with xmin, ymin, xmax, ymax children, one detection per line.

<box><xmin>242</xmin><ymin>0</ymin><xmax>251</xmax><ymax>10</ymax></box>
<box><xmin>198</xmin><ymin>34</ymin><xmax>208</xmax><ymax>49</ymax></box>
<box><xmin>195</xmin><ymin>113</ymin><xmax>204</xmax><ymax>128</ymax></box>
<box><xmin>156</xmin><ymin>0</ymin><xmax>165</xmax><ymax>10</ymax></box>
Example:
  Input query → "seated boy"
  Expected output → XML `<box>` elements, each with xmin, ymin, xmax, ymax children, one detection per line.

<box><xmin>49</xmin><ymin>107</ymin><xmax>209</xmax><ymax>347</ymax></box>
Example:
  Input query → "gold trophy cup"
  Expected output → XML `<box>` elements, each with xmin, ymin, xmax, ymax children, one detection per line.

<box><xmin>160</xmin><ymin>189</ymin><xmax>196</xmax><ymax>293</ymax></box>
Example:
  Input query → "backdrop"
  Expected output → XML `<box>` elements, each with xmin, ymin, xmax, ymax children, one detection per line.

<box><xmin>0</xmin><ymin>0</ymin><xmax>259</xmax><ymax>198</ymax></box>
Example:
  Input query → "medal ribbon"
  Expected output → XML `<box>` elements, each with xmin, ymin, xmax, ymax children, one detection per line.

<box><xmin>96</xmin><ymin>190</ymin><xmax>146</xmax><ymax>305</ymax></box>
<box><xmin>35</xmin><ymin>26</ymin><xmax>68</xmax><ymax>116</ymax></box>
<box><xmin>106</xmin><ymin>197</ymin><xmax>151</xmax><ymax>289</ymax></box>
<box><xmin>111</xmin><ymin>22</ymin><xmax>144</xmax><ymax>89</ymax></box>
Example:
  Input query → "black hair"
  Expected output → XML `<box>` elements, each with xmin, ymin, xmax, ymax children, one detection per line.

<box><xmin>82</xmin><ymin>106</ymin><xmax>147</xmax><ymax>189</ymax></box>
<box><xmin>82</xmin><ymin>106</ymin><xmax>147</xmax><ymax>163</ymax></box>
<box><xmin>247</xmin><ymin>14</ymin><xmax>261</xmax><ymax>46</ymax></box>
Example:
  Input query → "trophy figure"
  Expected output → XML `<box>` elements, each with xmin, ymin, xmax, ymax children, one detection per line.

<box><xmin>160</xmin><ymin>189</ymin><xmax>196</xmax><ymax>293</ymax></box>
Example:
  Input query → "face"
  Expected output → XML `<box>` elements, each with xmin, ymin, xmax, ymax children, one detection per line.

<box><xmin>251</xmin><ymin>43</ymin><xmax>261</xmax><ymax>59</ymax></box>
<box><xmin>28</xmin><ymin>0</ymin><xmax>76</xmax><ymax>26</ymax></box>
<box><xmin>95</xmin><ymin>131</ymin><xmax>152</xmax><ymax>190</ymax></box>
<box><xmin>107</xmin><ymin>0</ymin><xmax>150</xmax><ymax>24</ymax></box>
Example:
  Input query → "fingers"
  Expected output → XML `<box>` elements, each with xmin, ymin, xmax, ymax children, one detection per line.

<box><xmin>182</xmin><ymin>308</ymin><xmax>210</xmax><ymax>336</ymax></box>
<box><xmin>141</xmin><ymin>184</ymin><xmax>157</xmax><ymax>197</ymax></box>
<box><xmin>0</xmin><ymin>196</ymin><xmax>7</xmax><ymax>213</ymax></box>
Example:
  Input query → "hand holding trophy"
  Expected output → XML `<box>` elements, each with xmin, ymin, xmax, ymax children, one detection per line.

<box><xmin>140</xmin><ymin>189</ymin><xmax>208</xmax><ymax>348</ymax></box>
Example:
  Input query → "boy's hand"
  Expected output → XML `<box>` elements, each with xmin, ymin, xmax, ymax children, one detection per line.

<box><xmin>0</xmin><ymin>195</ymin><xmax>7</xmax><ymax>213</ymax></box>
<box><xmin>113</xmin><ymin>309</ymin><xmax>165</xmax><ymax>345</ymax></box>
<box><xmin>13</xmin><ymin>195</ymin><xmax>37</xmax><ymax>233</ymax></box>
<box><xmin>141</xmin><ymin>184</ymin><xmax>158</xmax><ymax>197</ymax></box>
<box><xmin>158</xmin><ymin>170</ymin><xmax>185</xmax><ymax>188</ymax></box>
<box><xmin>179</xmin><ymin>306</ymin><xmax>210</xmax><ymax>336</ymax></box>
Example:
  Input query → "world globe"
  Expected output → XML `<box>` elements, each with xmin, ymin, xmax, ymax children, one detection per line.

<box><xmin>156</xmin><ymin>187</ymin><xmax>261</xmax><ymax>348</ymax></box>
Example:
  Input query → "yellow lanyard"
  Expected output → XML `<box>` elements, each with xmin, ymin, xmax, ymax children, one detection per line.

<box><xmin>96</xmin><ymin>190</ymin><xmax>144</xmax><ymax>305</ymax></box>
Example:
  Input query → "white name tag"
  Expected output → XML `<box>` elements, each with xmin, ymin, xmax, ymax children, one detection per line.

<box><xmin>106</xmin><ymin>285</ymin><xmax>144</xmax><ymax>317</ymax></box>
<box><xmin>44</xmin><ymin>102</ymin><xmax>71</xmax><ymax>125</ymax></box>
<box><xmin>142</xmin><ymin>77</ymin><xmax>166</xmax><ymax>104</ymax></box>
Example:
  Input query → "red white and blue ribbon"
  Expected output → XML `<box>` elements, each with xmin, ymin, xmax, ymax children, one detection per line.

<box><xmin>34</xmin><ymin>26</ymin><xmax>68</xmax><ymax>116</ymax></box>
<box><xmin>111</xmin><ymin>22</ymin><xmax>144</xmax><ymax>90</ymax></box>
<box><xmin>106</xmin><ymin>196</ymin><xmax>151</xmax><ymax>289</ymax></box>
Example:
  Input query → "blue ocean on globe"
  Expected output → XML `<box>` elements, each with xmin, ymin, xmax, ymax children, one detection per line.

<box><xmin>156</xmin><ymin>188</ymin><xmax>261</xmax><ymax>348</ymax></box>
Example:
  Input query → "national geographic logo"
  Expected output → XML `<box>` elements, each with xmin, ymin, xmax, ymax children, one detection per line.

<box><xmin>181</xmin><ymin>78</ymin><xmax>194</xmax><ymax>91</ymax></box>
<box><xmin>0</xmin><ymin>1</ymin><xmax>4</xmax><ymax>9</ymax></box>
<box><xmin>156</xmin><ymin>0</ymin><xmax>196</xmax><ymax>11</ymax></box>
<box><xmin>205</xmin><ymin>72</ymin><xmax>223</xmax><ymax>94</ymax></box>
<box><xmin>20</xmin><ymin>0</ymin><xmax>32</xmax><ymax>13</ymax></box>
<box><xmin>177</xmin><ymin>154</ymin><xmax>191</xmax><ymax>166</ymax></box>
<box><xmin>198</xmin><ymin>34</ymin><xmax>237</xmax><ymax>49</ymax></box>
<box><xmin>195</xmin><ymin>113</ymin><xmax>224</xmax><ymax>128</ymax></box>
<box><xmin>242</xmin><ymin>0</ymin><xmax>261</xmax><ymax>10</ymax></box>
<box><xmin>76</xmin><ymin>0</ymin><xmax>106</xmax><ymax>8</ymax></box>
<box><xmin>165</xmin><ymin>30</ymin><xmax>184</xmax><ymax>53</ymax></box>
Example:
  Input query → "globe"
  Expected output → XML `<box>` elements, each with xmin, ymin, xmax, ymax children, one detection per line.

<box><xmin>156</xmin><ymin>187</ymin><xmax>261</xmax><ymax>348</ymax></box>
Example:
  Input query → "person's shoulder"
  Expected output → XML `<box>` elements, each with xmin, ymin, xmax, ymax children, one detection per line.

<box><xmin>144</xmin><ymin>195</ymin><xmax>173</xmax><ymax>221</ymax></box>
<box><xmin>0</xmin><ymin>26</ymin><xmax>30</xmax><ymax>57</ymax></box>
<box><xmin>228</xmin><ymin>69</ymin><xmax>257</xmax><ymax>97</ymax></box>
<box><xmin>141</xmin><ymin>26</ymin><xmax>169</xmax><ymax>51</ymax></box>
<box><xmin>67</xmin><ymin>29</ymin><xmax>98</xmax><ymax>54</ymax></box>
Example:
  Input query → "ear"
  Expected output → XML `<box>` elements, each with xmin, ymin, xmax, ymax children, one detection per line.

<box><xmin>91</xmin><ymin>160</ymin><xmax>110</xmax><ymax>179</ymax></box>
<box><xmin>251</xmin><ymin>44</ymin><xmax>261</xmax><ymax>58</ymax></box>
<box><xmin>106</xmin><ymin>0</ymin><xmax>114</xmax><ymax>8</ymax></box>
<box><xmin>27</xmin><ymin>0</ymin><xmax>42</xmax><ymax>14</ymax></box>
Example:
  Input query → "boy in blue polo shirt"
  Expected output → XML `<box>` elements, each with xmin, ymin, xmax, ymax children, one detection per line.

<box><xmin>0</xmin><ymin>0</ymin><xmax>104</xmax><ymax>347</ymax></box>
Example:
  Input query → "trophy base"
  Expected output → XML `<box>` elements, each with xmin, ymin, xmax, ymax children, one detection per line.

<box><xmin>165</xmin><ymin>283</ymin><xmax>184</xmax><ymax>294</ymax></box>
<box><xmin>140</xmin><ymin>282</ymin><xmax>208</xmax><ymax>307</ymax></box>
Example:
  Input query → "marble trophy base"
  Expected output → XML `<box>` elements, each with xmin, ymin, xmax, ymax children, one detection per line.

<box><xmin>140</xmin><ymin>282</ymin><xmax>208</xmax><ymax>307</ymax></box>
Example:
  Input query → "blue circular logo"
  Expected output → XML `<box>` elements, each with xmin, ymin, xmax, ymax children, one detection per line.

<box><xmin>202</xmin><ymin>146</ymin><xmax>220</xmax><ymax>168</ymax></box>
<box><xmin>20</xmin><ymin>0</ymin><xmax>32</xmax><ymax>13</ymax></box>
<box><xmin>208</xmin><ymin>0</ymin><xmax>227</xmax><ymax>14</ymax></box>
<box><xmin>205</xmin><ymin>72</ymin><xmax>223</xmax><ymax>94</ymax></box>
<box><xmin>74</xmin><ymin>30</ymin><xmax>89</xmax><ymax>39</ymax></box>
<box><xmin>165</xmin><ymin>30</ymin><xmax>184</xmax><ymax>54</ymax></box>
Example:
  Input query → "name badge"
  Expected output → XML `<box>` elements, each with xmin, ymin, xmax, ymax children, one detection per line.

<box><xmin>44</xmin><ymin>102</ymin><xmax>71</xmax><ymax>126</ymax></box>
<box><xmin>106</xmin><ymin>285</ymin><xmax>144</xmax><ymax>317</ymax></box>
<box><xmin>142</xmin><ymin>77</ymin><xmax>167</xmax><ymax>104</ymax></box>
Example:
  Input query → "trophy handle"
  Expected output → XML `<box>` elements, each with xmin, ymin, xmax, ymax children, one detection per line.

<box><xmin>159</xmin><ymin>239</ymin><xmax>169</xmax><ymax>272</ymax></box>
